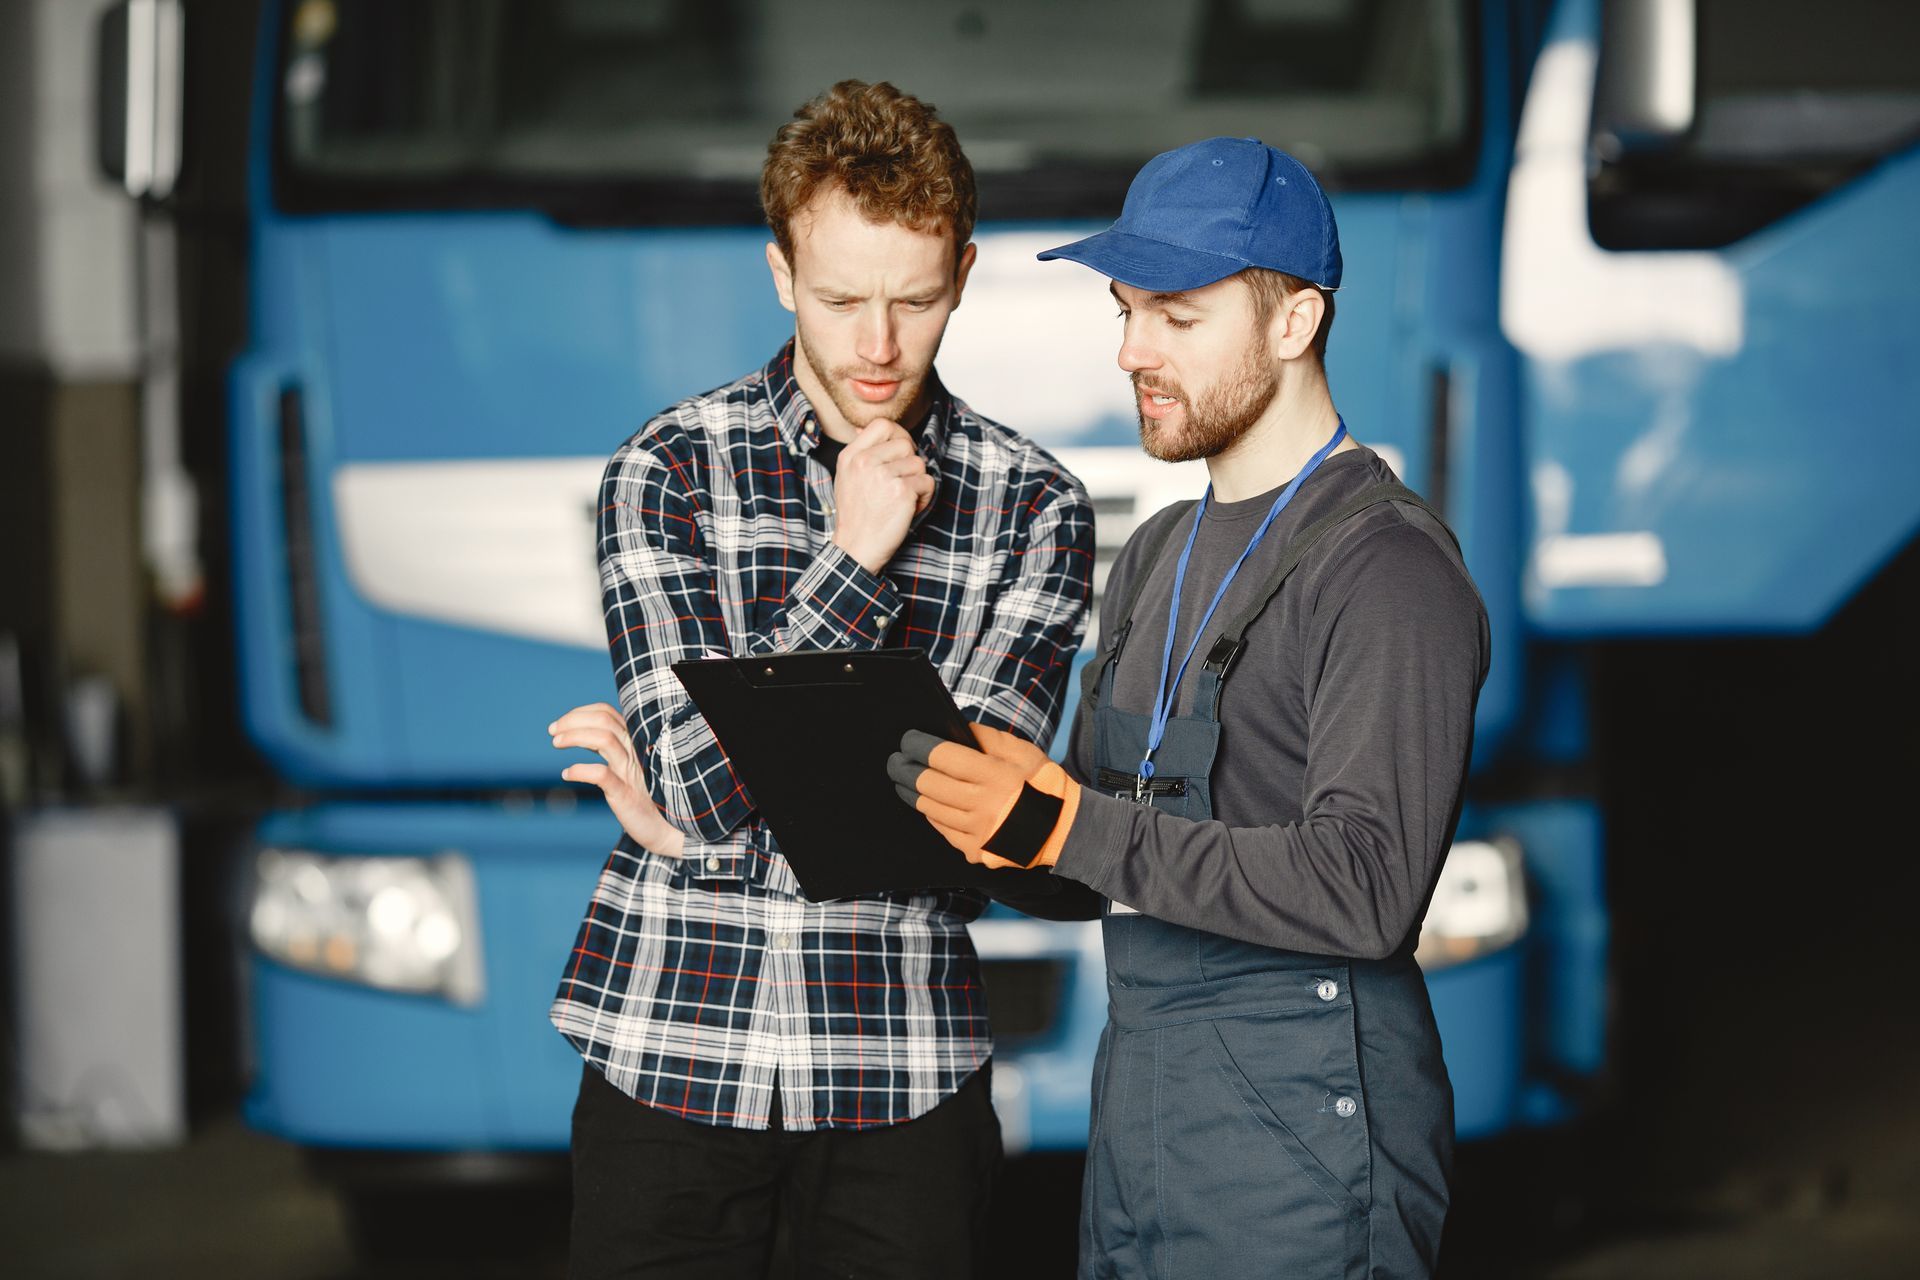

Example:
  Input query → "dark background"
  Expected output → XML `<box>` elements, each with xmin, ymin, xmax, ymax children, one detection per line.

<box><xmin>3</xmin><ymin>1</ymin><xmax>1917</xmax><ymax>1275</ymax></box>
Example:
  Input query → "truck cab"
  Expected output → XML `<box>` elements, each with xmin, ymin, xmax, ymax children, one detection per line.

<box><xmin>109</xmin><ymin>0</ymin><xmax>1920</xmax><ymax>1232</ymax></box>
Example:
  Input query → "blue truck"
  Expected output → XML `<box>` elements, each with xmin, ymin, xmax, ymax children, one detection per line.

<box><xmin>100</xmin><ymin>0</ymin><xmax>1917</xmax><ymax>1234</ymax></box>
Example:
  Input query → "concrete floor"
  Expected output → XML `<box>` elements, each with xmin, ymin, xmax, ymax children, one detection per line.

<box><xmin>2</xmin><ymin>1117</ymin><xmax>362</xmax><ymax>1280</ymax></box>
<box><xmin>0</xmin><ymin>1114</ymin><xmax>570</xmax><ymax>1279</ymax></box>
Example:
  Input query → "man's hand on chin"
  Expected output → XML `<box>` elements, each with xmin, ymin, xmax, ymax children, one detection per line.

<box><xmin>831</xmin><ymin>418</ymin><xmax>935</xmax><ymax>572</ymax></box>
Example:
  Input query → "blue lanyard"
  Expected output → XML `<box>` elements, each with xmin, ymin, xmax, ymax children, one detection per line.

<box><xmin>1140</xmin><ymin>419</ymin><xmax>1348</xmax><ymax>783</ymax></box>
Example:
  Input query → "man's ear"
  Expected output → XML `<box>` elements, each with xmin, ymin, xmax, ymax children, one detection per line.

<box><xmin>1267</xmin><ymin>287</ymin><xmax>1324</xmax><ymax>363</ymax></box>
<box><xmin>950</xmin><ymin>241</ymin><xmax>979</xmax><ymax>310</ymax></box>
<box><xmin>766</xmin><ymin>241</ymin><xmax>798</xmax><ymax>314</ymax></box>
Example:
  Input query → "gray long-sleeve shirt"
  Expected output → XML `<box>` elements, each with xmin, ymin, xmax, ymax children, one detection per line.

<box><xmin>1052</xmin><ymin>446</ymin><xmax>1490</xmax><ymax>960</ymax></box>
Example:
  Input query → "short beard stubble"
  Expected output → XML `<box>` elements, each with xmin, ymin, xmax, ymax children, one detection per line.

<box><xmin>1135</xmin><ymin>333</ymin><xmax>1278</xmax><ymax>463</ymax></box>
<box><xmin>796</xmin><ymin>322</ymin><xmax>931</xmax><ymax>434</ymax></box>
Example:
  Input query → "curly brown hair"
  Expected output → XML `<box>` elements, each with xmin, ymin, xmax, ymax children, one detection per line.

<box><xmin>761</xmin><ymin>80</ymin><xmax>977</xmax><ymax>269</ymax></box>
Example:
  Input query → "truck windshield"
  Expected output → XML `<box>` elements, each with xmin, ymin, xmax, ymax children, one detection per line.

<box><xmin>1591</xmin><ymin>0</ymin><xmax>1920</xmax><ymax>249</ymax></box>
<box><xmin>274</xmin><ymin>0</ymin><xmax>1475</xmax><ymax>220</ymax></box>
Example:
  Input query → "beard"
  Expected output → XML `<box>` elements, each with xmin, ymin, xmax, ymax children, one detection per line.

<box><xmin>796</xmin><ymin>322</ymin><xmax>931</xmax><ymax>432</ymax></box>
<box><xmin>1134</xmin><ymin>336</ymin><xmax>1278</xmax><ymax>463</ymax></box>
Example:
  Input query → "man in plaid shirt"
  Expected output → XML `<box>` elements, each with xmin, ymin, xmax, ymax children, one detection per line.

<box><xmin>546</xmin><ymin>80</ymin><xmax>1094</xmax><ymax>1277</ymax></box>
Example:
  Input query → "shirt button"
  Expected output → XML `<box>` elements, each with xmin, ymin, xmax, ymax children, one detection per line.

<box><xmin>772</xmin><ymin>932</ymin><xmax>793</xmax><ymax>950</ymax></box>
<box><xmin>1334</xmin><ymin>1095</ymin><xmax>1358</xmax><ymax>1118</ymax></box>
<box><xmin>705</xmin><ymin>856</ymin><xmax>721</xmax><ymax>872</ymax></box>
<box><xmin>874</xmin><ymin>616</ymin><xmax>891</xmax><ymax>631</ymax></box>
<box><xmin>1315</xmin><ymin>979</ymin><xmax>1339</xmax><ymax>1002</ymax></box>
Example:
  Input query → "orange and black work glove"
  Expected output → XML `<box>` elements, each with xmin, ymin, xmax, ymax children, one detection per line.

<box><xmin>887</xmin><ymin>723</ymin><xmax>1081</xmax><ymax>870</ymax></box>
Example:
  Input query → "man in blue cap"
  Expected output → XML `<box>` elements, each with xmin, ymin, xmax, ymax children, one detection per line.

<box><xmin>889</xmin><ymin>137</ymin><xmax>1490</xmax><ymax>1276</ymax></box>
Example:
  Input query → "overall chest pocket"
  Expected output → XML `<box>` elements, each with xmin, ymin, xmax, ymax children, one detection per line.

<box><xmin>1094</xmin><ymin>767</ymin><xmax>1214</xmax><ymax>823</ymax></box>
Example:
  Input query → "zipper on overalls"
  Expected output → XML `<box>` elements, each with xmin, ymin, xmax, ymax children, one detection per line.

<box><xmin>1096</xmin><ymin>767</ymin><xmax>1188</xmax><ymax>802</ymax></box>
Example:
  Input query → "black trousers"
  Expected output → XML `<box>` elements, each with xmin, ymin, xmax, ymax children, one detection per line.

<box><xmin>569</xmin><ymin>1063</ymin><xmax>1001</xmax><ymax>1279</ymax></box>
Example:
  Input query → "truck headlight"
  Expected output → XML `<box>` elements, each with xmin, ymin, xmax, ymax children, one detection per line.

<box><xmin>248</xmin><ymin>848</ymin><xmax>485</xmax><ymax>1004</ymax></box>
<box><xmin>1415</xmin><ymin>838</ymin><xmax>1528</xmax><ymax>971</ymax></box>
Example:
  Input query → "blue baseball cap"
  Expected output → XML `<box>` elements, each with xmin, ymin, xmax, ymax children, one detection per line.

<box><xmin>1038</xmin><ymin>137</ymin><xmax>1341</xmax><ymax>292</ymax></box>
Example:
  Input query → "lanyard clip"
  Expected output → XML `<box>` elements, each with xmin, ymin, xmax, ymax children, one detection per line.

<box><xmin>1133</xmin><ymin>754</ymin><xmax>1158</xmax><ymax>803</ymax></box>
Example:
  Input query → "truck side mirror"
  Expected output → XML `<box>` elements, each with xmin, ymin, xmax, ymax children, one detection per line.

<box><xmin>1592</xmin><ymin>0</ymin><xmax>1697</xmax><ymax>161</ymax></box>
<box><xmin>95</xmin><ymin>0</ymin><xmax>185</xmax><ymax>201</ymax></box>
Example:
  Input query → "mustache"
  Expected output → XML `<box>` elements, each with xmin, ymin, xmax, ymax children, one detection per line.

<box><xmin>1131</xmin><ymin>372</ymin><xmax>1185</xmax><ymax>401</ymax></box>
<box><xmin>837</xmin><ymin>364</ymin><xmax>922</xmax><ymax>383</ymax></box>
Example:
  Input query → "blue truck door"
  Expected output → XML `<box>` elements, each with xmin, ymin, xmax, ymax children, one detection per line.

<box><xmin>1503</xmin><ymin>0</ymin><xmax>1920</xmax><ymax>635</ymax></box>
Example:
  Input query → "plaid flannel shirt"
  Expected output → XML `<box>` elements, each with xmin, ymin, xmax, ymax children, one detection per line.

<box><xmin>550</xmin><ymin>343</ymin><xmax>1094</xmax><ymax>1130</ymax></box>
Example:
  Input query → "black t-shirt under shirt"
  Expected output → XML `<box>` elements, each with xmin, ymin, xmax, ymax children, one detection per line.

<box><xmin>810</xmin><ymin>431</ymin><xmax>847</xmax><ymax>475</ymax></box>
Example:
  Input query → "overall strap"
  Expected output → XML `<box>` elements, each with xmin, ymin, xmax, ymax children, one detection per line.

<box><xmin>1198</xmin><ymin>482</ymin><xmax>1459</xmax><ymax>685</ymax></box>
<box><xmin>1075</xmin><ymin>499</ymin><xmax>1199</xmax><ymax>721</ymax></box>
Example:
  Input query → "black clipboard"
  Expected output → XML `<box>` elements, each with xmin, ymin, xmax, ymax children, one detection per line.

<box><xmin>671</xmin><ymin>647</ymin><xmax>1055</xmax><ymax>901</ymax></box>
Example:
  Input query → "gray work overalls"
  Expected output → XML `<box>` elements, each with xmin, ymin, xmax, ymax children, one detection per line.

<box><xmin>1077</xmin><ymin>484</ymin><xmax>1455</xmax><ymax>1280</ymax></box>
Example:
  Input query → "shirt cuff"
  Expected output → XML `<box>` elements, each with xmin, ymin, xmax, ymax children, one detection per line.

<box><xmin>786</xmin><ymin>542</ymin><xmax>905</xmax><ymax>648</ymax></box>
<box><xmin>1052</xmin><ymin>788</ymin><xmax>1132</xmax><ymax>895</ymax></box>
<box><xmin>680</xmin><ymin>845</ymin><xmax>747</xmax><ymax>881</ymax></box>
